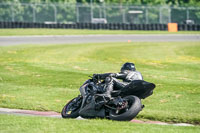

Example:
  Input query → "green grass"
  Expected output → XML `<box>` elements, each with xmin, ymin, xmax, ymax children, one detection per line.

<box><xmin>0</xmin><ymin>29</ymin><xmax>199</xmax><ymax>36</ymax></box>
<box><xmin>0</xmin><ymin>41</ymin><xmax>200</xmax><ymax>125</ymax></box>
<box><xmin>0</xmin><ymin>114</ymin><xmax>199</xmax><ymax>133</ymax></box>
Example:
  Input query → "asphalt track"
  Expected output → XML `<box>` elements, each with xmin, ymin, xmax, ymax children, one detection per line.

<box><xmin>0</xmin><ymin>34</ymin><xmax>200</xmax><ymax>46</ymax></box>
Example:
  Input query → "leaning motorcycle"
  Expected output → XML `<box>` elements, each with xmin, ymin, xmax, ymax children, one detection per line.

<box><xmin>61</xmin><ymin>75</ymin><xmax>155</xmax><ymax>121</ymax></box>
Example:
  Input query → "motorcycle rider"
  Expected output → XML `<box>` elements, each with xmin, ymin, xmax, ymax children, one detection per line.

<box><xmin>93</xmin><ymin>62</ymin><xmax>143</xmax><ymax>98</ymax></box>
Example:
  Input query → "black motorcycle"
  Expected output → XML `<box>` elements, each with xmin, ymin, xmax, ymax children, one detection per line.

<box><xmin>61</xmin><ymin>75</ymin><xmax>155</xmax><ymax>121</ymax></box>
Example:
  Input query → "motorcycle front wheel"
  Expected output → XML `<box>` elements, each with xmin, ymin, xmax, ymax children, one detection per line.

<box><xmin>109</xmin><ymin>95</ymin><xmax>142</xmax><ymax>121</ymax></box>
<box><xmin>61</xmin><ymin>96</ymin><xmax>82</xmax><ymax>118</ymax></box>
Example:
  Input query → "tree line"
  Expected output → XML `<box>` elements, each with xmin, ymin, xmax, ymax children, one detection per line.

<box><xmin>1</xmin><ymin>0</ymin><xmax>200</xmax><ymax>6</ymax></box>
<box><xmin>0</xmin><ymin>0</ymin><xmax>200</xmax><ymax>24</ymax></box>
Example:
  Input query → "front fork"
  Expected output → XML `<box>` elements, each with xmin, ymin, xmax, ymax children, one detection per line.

<box><xmin>79</xmin><ymin>84</ymin><xmax>88</xmax><ymax>109</ymax></box>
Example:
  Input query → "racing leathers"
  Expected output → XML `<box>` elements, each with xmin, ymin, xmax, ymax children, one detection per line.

<box><xmin>94</xmin><ymin>70</ymin><xmax>143</xmax><ymax>98</ymax></box>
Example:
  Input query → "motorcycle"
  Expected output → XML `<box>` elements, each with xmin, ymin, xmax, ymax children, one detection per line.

<box><xmin>61</xmin><ymin>75</ymin><xmax>155</xmax><ymax>121</ymax></box>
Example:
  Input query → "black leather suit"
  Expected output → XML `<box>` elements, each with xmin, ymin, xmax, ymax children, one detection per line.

<box><xmin>96</xmin><ymin>70</ymin><xmax>143</xmax><ymax>97</ymax></box>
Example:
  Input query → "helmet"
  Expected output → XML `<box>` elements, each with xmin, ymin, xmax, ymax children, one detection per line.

<box><xmin>121</xmin><ymin>62</ymin><xmax>136</xmax><ymax>72</ymax></box>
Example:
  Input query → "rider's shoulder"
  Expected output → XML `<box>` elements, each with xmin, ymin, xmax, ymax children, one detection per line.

<box><xmin>127</xmin><ymin>71</ymin><xmax>142</xmax><ymax>77</ymax></box>
<box><xmin>135</xmin><ymin>71</ymin><xmax>142</xmax><ymax>74</ymax></box>
<box><xmin>127</xmin><ymin>70</ymin><xmax>140</xmax><ymax>74</ymax></box>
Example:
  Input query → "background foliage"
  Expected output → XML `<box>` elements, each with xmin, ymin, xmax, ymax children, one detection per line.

<box><xmin>1</xmin><ymin>0</ymin><xmax>200</xmax><ymax>6</ymax></box>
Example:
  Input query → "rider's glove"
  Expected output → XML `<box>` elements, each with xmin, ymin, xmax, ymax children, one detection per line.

<box><xmin>93</xmin><ymin>74</ymin><xmax>100</xmax><ymax>79</ymax></box>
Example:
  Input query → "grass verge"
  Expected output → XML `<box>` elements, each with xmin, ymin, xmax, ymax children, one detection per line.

<box><xmin>0</xmin><ymin>41</ymin><xmax>199</xmax><ymax>124</ymax></box>
<box><xmin>0</xmin><ymin>114</ymin><xmax>199</xmax><ymax>133</ymax></box>
<box><xmin>0</xmin><ymin>29</ymin><xmax>199</xmax><ymax>36</ymax></box>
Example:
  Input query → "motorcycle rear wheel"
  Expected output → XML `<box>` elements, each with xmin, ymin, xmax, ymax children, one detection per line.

<box><xmin>109</xmin><ymin>95</ymin><xmax>142</xmax><ymax>121</ymax></box>
<box><xmin>61</xmin><ymin>96</ymin><xmax>82</xmax><ymax>118</ymax></box>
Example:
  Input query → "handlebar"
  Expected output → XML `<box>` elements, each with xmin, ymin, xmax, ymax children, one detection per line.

<box><xmin>89</xmin><ymin>74</ymin><xmax>101</xmax><ymax>84</ymax></box>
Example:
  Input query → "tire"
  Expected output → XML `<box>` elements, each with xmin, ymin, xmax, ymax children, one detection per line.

<box><xmin>61</xmin><ymin>96</ymin><xmax>82</xmax><ymax>118</ymax></box>
<box><xmin>109</xmin><ymin>95</ymin><xmax>142</xmax><ymax>121</ymax></box>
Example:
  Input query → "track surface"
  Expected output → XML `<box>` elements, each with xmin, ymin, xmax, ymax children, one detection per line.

<box><xmin>0</xmin><ymin>108</ymin><xmax>195</xmax><ymax>127</ymax></box>
<box><xmin>0</xmin><ymin>34</ymin><xmax>200</xmax><ymax>46</ymax></box>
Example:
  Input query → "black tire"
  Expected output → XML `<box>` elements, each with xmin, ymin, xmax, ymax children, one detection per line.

<box><xmin>109</xmin><ymin>95</ymin><xmax>142</xmax><ymax>121</ymax></box>
<box><xmin>61</xmin><ymin>96</ymin><xmax>82</xmax><ymax>118</ymax></box>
